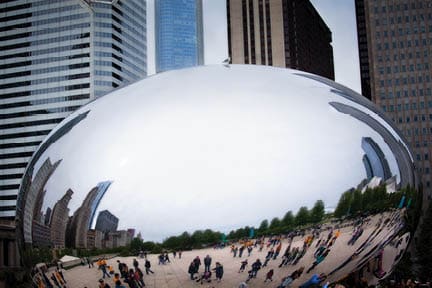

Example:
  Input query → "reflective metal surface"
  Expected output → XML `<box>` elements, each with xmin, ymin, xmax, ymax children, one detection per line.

<box><xmin>16</xmin><ymin>65</ymin><xmax>419</xmax><ymax>283</ymax></box>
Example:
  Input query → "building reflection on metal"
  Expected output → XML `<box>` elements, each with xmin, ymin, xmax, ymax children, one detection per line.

<box><xmin>15</xmin><ymin>65</ymin><xmax>420</xmax><ymax>284</ymax></box>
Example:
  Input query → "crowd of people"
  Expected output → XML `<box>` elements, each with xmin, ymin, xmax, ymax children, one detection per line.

<box><xmin>30</xmin><ymin>210</ymin><xmax>431</xmax><ymax>288</ymax></box>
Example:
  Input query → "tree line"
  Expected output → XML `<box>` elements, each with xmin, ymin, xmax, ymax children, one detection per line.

<box><xmin>333</xmin><ymin>185</ymin><xmax>417</xmax><ymax>219</ymax></box>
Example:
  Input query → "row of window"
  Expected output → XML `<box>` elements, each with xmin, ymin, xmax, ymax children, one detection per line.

<box><xmin>94</xmin><ymin>51</ymin><xmax>144</xmax><ymax>74</ymax></box>
<box><xmin>94</xmin><ymin>60</ymin><xmax>141</xmax><ymax>80</ymax></box>
<box><xmin>376</xmin><ymin>38</ymin><xmax>431</xmax><ymax>51</ymax></box>
<box><xmin>378</xmin><ymin>63</ymin><xmax>430</xmax><ymax>75</ymax></box>
<box><xmin>94</xmin><ymin>22</ymin><xmax>146</xmax><ymax>51</ymax></box>
<box><xmin>373</xmin><ymin>2</ymin><xmax>427</xmax><ymax>13</ymax></box>
<box><xmin>95</xmin><ymin>42</ymin><xmax>145</xmax><ymax>68</ymax></box>
<box><xmin>0</xmin><ymin>83</ymin><xmax>90</xmax><ymax>100</ymax></box>
<box><xmin>394</xmin><ymin>114</ymin><xmax>432</xmax><ymax>124</ymax></box>
<box><xmin>0</xmin><ymin>53</ymin><xmax>89</xmax><ymax>71</ymax></box>
<box><xmin>0</xmin><ymin>130</ymin><xmax>52</xmax><ymax>140</ymax></box>
<box><xmin>379</xmin><ymin>88</ymin><xmax>432</xmax><ymax>99</ymax></box>
<box><xmin>377</xmin><ymin>50</ymin><xmax>428</xmax><ymax>62</ymax></box>
<box><xmin>0</xmin><ymin>43</ymin><xmax>89</xmax><ymax>61</ymax></box>
<box><xmin>0</xmin><ymin>105</ymin><xmax>81</xmax><ymax>120</ymax></box>
<box><xmin>0</xmin><ymin>141</ymin><xmax>41</xmax><ymax>150</ymax></box>
<box><xmin>403</xmin><ymin>127</ymin><xmax>432</xmax><ymax>139</ymax></box>
<box><xmin>94</xmin><ymin>32</ymin><xmax>145</xmax><ymax>58</ymax></box>
<box><xmin>0</xmin><ymin>118</ymin><xmax>65</xmax><ymax>132</ymax></box>
<box><xmin>0</xmin><ymin>62</ymin><xmax>89</xmax><ymax>80</ymax></box>
<box><xmin>0</xmin><ymin>32</ymin><xmax>89</xmax><ymax>52</ymax></box>
<box><xmin>375</xmin><ymin>14</ymin><xmax>432</xmax><ymax>27</ymax></box>
<box><xmin>0</xmin><ymin>162</ymin><xmax>28</xmax><ymax>170</ymax></box>
<box><xmin>379</xmin><ymin>75</ymin><xmax>431</xmax><ymax>88</ymax></box>
<box><xmin>0</xmin><ymin>72</ymin><xmax>89</xmax><ymax>89</ymax></box>
<box><xmin>0</xmin><ymin>94</ymin><xmax>90</xmax><ymax>110</ymax></box>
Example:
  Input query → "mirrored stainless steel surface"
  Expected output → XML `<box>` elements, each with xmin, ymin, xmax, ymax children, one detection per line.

<box><xmin>16</xmin><ymin>65</ymin><xmax>419</xmax><ymax>284</ymax></box>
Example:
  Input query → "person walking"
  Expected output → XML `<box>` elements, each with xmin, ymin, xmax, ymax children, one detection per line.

<box><xmin>264</xmin><ymin>269</ymin><xmax>274</xmax><ymax>282</ymax></box>
<box><xmin>144</xmin><ymin>259</ymin><xmax>154</xmax><ymax>274</ymax></box>
<box><xmin>239</xmin><ymin>259</ymin><xmax>248</xmax><ymax>272</ymax></box>
<box><xmin>100</xmin><ymin>258</ymin><xmax>111</xmax><ymax>279</ymax></box>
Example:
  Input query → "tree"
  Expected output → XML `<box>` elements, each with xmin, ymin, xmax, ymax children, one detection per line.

<box><xmin>350</xmin><ymin>189</ymin><xmax>363</xmax><ymax>215</ymax></box>
<box><xmin>334</xmin><ymin>190</ymin><xmax>353</xmax><ymax>218</ymax></box>
<box><xmin>269</xmin><ymin>217</ymin><xmax>281</xmax><ymax>232</ymax></box>
<box><xmin>310</xmin><ymin>200</ymin><xmax>325</xmax><ymax>223</ymax></box>
<box><xmin>282</xmin><ymin>211</ymin><xmax>294</xmax><ymax>229</ymax></box>
<box><xmin>258</xmin><ymin>219</ymin><xmax>269</xmax><ymax>233</ymax></box>
<box><xmin>130</xmin><ymin>237</ymin><xmax>144</xmax><ymax>254</ymax></box>
<box><xmin>295</xmin><ymin>206</ymin><xmax>310</xmax><ymax>227</ymax></box>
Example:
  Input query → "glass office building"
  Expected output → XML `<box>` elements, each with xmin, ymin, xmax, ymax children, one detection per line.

<box><xmin>0</xmin><ymin>0</ymin><xmax>146</xmax><ymax>264</ymax></box>
<box><xmin>155</xmin><ymin>0</ymin><xmax>204</xmax><ymax>73</ymax></box>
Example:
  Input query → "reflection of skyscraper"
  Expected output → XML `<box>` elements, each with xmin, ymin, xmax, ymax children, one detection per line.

<box><xmin>95</xmin><ymin>210</ymin><xmax>119</xmax><ymax>234</ymax></box>
<box><xmin>50</xmin><ymin>189</ymin><xmax>73</xmax><ymax>248</ymax></box>
<box><xmin>355</xmin><ymin>0</ymin><xmax>431</xmax><ymax>195</ymax></box>
<box><xmin>22</xmin><ymin>158</ymin><xmax>61</xmax><ymax>244</ymax></box>
<box><xmin>362</xmin><ymin>137</ymin><xmax>392</xmax><ymax>181</ymax></box>
<box><xmin>68</xmin><ymin>181</ymin><xmax>112</xmax><ymax>248</ymax></box>
<box><xmin>104</xmin><ymin>230</ymin><xmax>132</xmax><ymax>249</ymax></box>
<box><xmin>155</xmin><ymin>0</ymin><xmax>204</xmax><ymax>72</ymax></box>
<box><xmin>127</xmin><ymin>228</ymin><xmax>136</xmax><ymax>239</ymax></box>
<box><xmin>87</xmin><ymin>229</ymin><xmax>104</xmax><ymax>250</ymax></box>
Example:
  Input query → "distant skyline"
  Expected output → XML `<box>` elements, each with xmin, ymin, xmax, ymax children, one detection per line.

<box><xmin>147</xmin><ymin>0</ymin><xmax>361</xmax><ymax>94</ymax></box>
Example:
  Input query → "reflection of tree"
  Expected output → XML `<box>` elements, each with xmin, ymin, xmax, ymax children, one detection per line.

<box><xmin>334</xmin><ymin>184</ymin><xmax>417</xmax><ymax>219</ymax></box>
<box><xmin>295</xmin><ymin>206</ymin><xmax>310</xmax><ymax>227</ymax></box>
<box><xmin>310</xmin><ymin>200</ymin><xmax>325</xmax><ymax>224</ymax></box>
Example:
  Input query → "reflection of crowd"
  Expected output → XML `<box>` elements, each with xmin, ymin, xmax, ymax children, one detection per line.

<box><xmin>31</xmin><ymin>263</ymin><xmax>67</xmax><ymax>288</ymax></box>
<box><xmin>36</xmin><ymin>210</ymin><xmax>430</xmax><ymax>288</ymax></box>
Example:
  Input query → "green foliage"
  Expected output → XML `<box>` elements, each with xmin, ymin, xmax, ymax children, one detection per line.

<box><xmin>295</xmin><ymin>206</ymin><xmax>310</xmax><ymax>227</ymax></box>
<box><xmin>258</xmin><ymin>219</ymin><xmax>269</xmax><ymax>232</ymax></box>
<box><xmin>333</xmin><ymin>185</ymin><xmax>416</xmax><ymax>220</ymax></box>
<box><xmin>281</xmin><ymin>211</ymin><xmax>294</xmax><ymax>229</ymax></box>
<box><xmin>310</xmin><ymin>200</ymin><xmax>325</xmax><ymax>224</ymax></box>
<box><xmin>334</xmin><ymin>190</ymin><xmax>353</xmax><ymax>218</ymax></box>
<box><xmin>350</xmin><ymin>190</ymin><xmax>363</xmax><ymax>215</ymax></box>
<box><xmin>269</xmin><ymin>217</ymin><xmax>281</xmax><ymax>230</ymax></box>
<box><xmin>129</xmin><ymin>237</ymin><xmax>145</xmax><ymax>255</ymax></box>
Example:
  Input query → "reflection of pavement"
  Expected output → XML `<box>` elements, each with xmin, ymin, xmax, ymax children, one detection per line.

<box><xmin>64</xmin><ymin>210</ymin><xmax>406</xmax><ymax>287</ymax></box>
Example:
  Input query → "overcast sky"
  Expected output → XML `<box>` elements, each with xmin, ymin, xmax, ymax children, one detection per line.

<box><xmin>147</xmin><ymin>0</ymin><xmax>361</xmax><ymax>94</ymax></box>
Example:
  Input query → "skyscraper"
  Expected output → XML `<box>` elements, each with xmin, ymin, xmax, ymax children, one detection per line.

<box><xmin>0</xmin><ymin>0</ymin><xmax>147</xmax><ymax>229</ymax></box>
<box><xmin>95</xmin><ymin>210</ymin><xmax>119</xmax><ymax>233</ymax></box>
<box><xmin>155</xmin><ymin>0</ymin><xmax>204</xmax><ymax>72</ymax></box>
<box><xmin>227</xmin><ymin>0</ymin><xmax>334</xmax><ymax>80</ymax></box>
<box><xmin>0</xmin><ymin>0</ymin><xmax>146</xmax><ymax>269</ymax></box>
<box><xmin>355</xmin><ymin>1</ymin><xmax>431</xmax><ymax>195</ymax></box>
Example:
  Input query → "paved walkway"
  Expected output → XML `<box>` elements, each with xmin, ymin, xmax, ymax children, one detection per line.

<box><xmin>61</xmin><ymin>210</ymin><xmax>407</xmax><ymax>288</ymax></box>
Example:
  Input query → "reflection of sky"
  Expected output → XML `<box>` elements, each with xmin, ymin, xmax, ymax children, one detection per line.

<box><xmin>33</xmin><ymin>65</ymin><xmax>404</xmax><ymax>241</ymax></box>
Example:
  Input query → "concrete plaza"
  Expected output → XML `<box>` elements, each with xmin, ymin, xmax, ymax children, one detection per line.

<box><xmin>62</xmin><ymin>210</ymin><xmax>407</xmax><ymax>288</ymax></box>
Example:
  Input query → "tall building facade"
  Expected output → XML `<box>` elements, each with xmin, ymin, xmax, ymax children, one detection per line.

<box><xmin>355</xmin><ymin>1</ymin><xmax>432</xmax><ymax>195</ymax></box>
<box><xmin>227</xmin><ymin>0</ymin><xmax>334</xmax><ymax>80</ymax></box>
<box><xmin>95</xmin><ymin>210</ymin><xmax>119</xmax><ymax>233</ymax></box>
<box><xmin>0</xmin><ymin>0</ymin><xmax>146</xmax><ymax>268</ymax></box>
<box><xmin>155</xmin><ymin>0</ymin><xmax>204</xmax><ymax>72</ymax></box>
